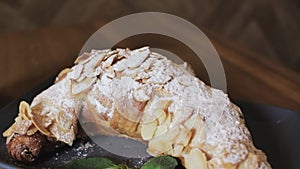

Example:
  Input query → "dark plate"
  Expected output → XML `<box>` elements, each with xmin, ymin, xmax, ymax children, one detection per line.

<box><xmin>0</xmin><ymin>78</ymin><xmax>299</xmax><ymax>169</ymax></box>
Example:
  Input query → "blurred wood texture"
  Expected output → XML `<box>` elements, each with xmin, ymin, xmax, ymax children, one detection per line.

<box><xmin>0</xmin><ymin>22</ymin><xmax>299</xmax><ymax>112</ymax></box>
<box><xmin>0</xmin><ymin>0</ymin><xmax>299</xmax><ymax>72</ymax></box>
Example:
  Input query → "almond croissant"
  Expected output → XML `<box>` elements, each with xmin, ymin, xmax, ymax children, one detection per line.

<box><xmin>3</xmin><ymin>47</ymin><xmax>272</xmax><ymax>169</ymax></box>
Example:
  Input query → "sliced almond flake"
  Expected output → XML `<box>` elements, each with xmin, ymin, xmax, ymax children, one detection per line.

<box><xmin>184</xmin><ymin>148</ymin><xmax>208</xmax><ymax>169</ymax></box>
<box><xmin>55</xmin><ymin>68</ymin><xmax>71</xmax><ymax>83</ymax></box>
<box><xmin>6</xmin><ymin>134</ymin><xmax>14</xmax><ymax>144</ymax></box>
<box><xmin>150</xmin><ymin>52</ymin><xmax>166</xmax><ymax>59</ymax></box>
<box><xmin>122</xmin><ymin>68</ymin><xmax>139</xmax><ymax>78</ymax></box>
<box><xmin>116</xmin><ymin>53</ymin><xmax>126</xmax><ymax>60</ymax></box>
<box><xmin>69</xmin><ymin>64</ymin><xmax>84</xmax><ymax>80</ymax></box>
<box><xmin>71</xmin><ymin>77</ymin><xmax>96</xmax><ymax>95</ymax></box>
<box><xmin>83</xmin><ymin>52</ymin><xmax>107</xmax><ymax>74</ymax></box>
<box><xmin>102</xmin><ymin>54</ymin><xmax>117</xmax><ymax>68</ymax></box>
<box><xmin>106</xmin><ymin>67</ymin><xmax>115</xmax><ymax>78</ymax></box>
<box><xmin>112</xmin><ymin>59</ymin><xmax>128</xmax><ymax>72</ymax></box>
<box><xmin>27</xmin><ymin>126</ymin><xmax>38</xmax><ymax>135</ymax></box>
<box><xmin>2</xmin><ymin>124</ymin><xmax>16</xmax><ymax>137</ymax></box>
<box><xmin>76</xmin><ymin>73</ymin><xmax>86</xmax><ymax>82</ymax></box>
<box><xmin>170</xmin><ymin>107</ymin><xmax>193</xmax><ymax>128</ymax></box>
<box><xmin>140</xmin><ymin>57</ymin><xmax>154</xmax><ymax>70</ymax></box>
<box><xmin>19</xmin><ymin>101</ymin><xmax>32</xmax><ymax>120</ymax></box>
<box><xmin>142</xmin><ymin>90</ymin><xmax>172</xmax><ymax>123</ymax></box>
<box><xmin>92</xmin><ymin>49</ymin><xmax>111</xmax><ymax>54</ymax></box>
<box><xmin>126</xmin><ymin>47</ymin><xmax>150</xmax><ymax>68</ymax></box>
<box><xmin>113</xmin><ymin>47</ymin><xmax>150</xmax><ymax>72</ymax></box>
<box><xmin>145</xmin><ymin>72</ymin><xmax>172</xmax><ymax>84</ymax></box>
<box><xmin>84</xmin><ymin>66</ymin><xmax>103</xmax><ymax>79</ymax></box>
<box><xmin>147</xmin><ymin>126</ymin><xmax>180</xmax><ymax>155</ymax></box>
<box><xmin>103</xmin><ymin>50</ymin><xmax>118</xmax><ymax>61</ymax></box>
<box><xmin>74</xmin><ymin>52</ymin><xmax>91</xmax><ymax>64</ymax></box>
<box><xmin>134</xmin><ymin>72</ymin><xmax>150</xmax><ymax>81</ymax></box>
<box><xmin>116</xmin><ymin>48</ymin><xmax>130</xmax><ymax>57</ymax></box>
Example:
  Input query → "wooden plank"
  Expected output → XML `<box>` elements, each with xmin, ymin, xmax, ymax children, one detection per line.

<box><xmin>207</xmin><ymin>32</ymin><xmax>300</xmax><ymax>111</ymax></box>
<box><xmin>0</xmin><ymin>22</ymin><xmax>299</xmax><ymax>112</ymax></box>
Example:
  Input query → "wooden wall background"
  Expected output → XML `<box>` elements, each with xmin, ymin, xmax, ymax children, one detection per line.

<box><xmin>0</xmin><ymin>0</ymin><xmax>299</xmax><ymax>72</ymax></box>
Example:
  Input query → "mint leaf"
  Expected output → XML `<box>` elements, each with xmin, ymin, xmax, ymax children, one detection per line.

<box><xmin>106</xmin><ymin>164</ymin><xmax>133</xmax><ymax>169</ymax></box>
<box><xmin>58</xmin><ymin>157</ymin><xmax>123</xmax><ymax>169</ymax></box>
<box><xmin>141</xmin><ymin>156</ymin><xmax>178</xmax><ymax>169</ymax></box>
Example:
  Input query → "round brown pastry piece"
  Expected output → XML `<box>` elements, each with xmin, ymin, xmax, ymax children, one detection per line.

<box><xmin>6</xmin><ymin>132</ymin><xmax>46</xmax><ymax>163</ymax></box>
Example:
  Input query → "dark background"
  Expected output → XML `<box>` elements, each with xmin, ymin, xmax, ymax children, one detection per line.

<box><xmin>0</xmin><ymin>0</ymin><xmax>299</xmax><ymax>72</ymax></box>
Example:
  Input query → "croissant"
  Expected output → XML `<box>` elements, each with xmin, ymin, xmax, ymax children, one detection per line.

<box><xmin>3</xmin><ymin>47</ymin><xmax>271</xmax><ymax>168</ymax></box>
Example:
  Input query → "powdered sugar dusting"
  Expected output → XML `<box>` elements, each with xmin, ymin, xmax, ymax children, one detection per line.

<box><xmin>25</xmin><ymin>47</ymin><xmax>271</xmax><ymax>168</ymax></box>
<box><xmin>74</xmin><ymin>47</ymin><xmax>255</xmax><ymax>165</ymax></box>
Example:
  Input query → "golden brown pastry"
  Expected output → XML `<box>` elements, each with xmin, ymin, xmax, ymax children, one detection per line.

<box><xmin>3</xmin><ymin>47</ymin><xmax>272</xmax><ymax>169</ymax></box>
